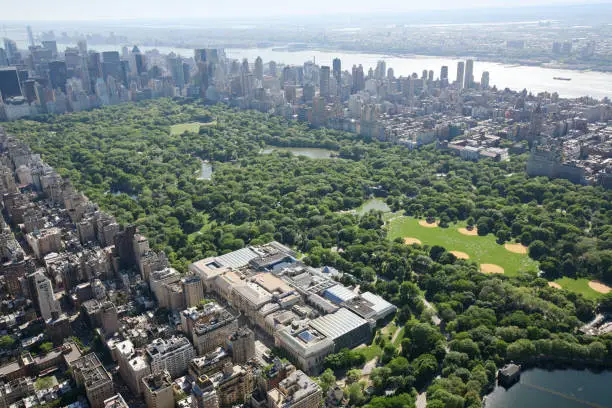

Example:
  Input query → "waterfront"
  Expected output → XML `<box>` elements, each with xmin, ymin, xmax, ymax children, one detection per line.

<box><xmin>47</xmin><ymin>43</ymin><xmax>612</xmax><ymax>100</ymax></box>
<box><xmin>485</xmin><ymin>368</ymin><xmax>612</xmax><ymax>408</ymax></box>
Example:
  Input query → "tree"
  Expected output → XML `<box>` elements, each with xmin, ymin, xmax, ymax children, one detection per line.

<box><xmin>412</xmin><ymin>353</ymin><xmax>438</xmax><ymax>388</ymax></box>
<box><xmin>346</xmin><ymin>369</ymin><xmax>361</xmax><ymax>384</ymax></box>
<box><xmin>318</xmin><ymin>368</ymin><xmax>336</xmax><ymax>393</ymax></box>
<box><xmin>346</xmin><ymin>382</ymin><xmax>365</xmax><ymax>405</ymax></box>
<box><xmin>528</xmin><ymin>240</ymin><xmax>548</xmax><ymax>260</ymax></box>
<box><xmin>39</xmin><ymin>342</ymin><xmax>54</xmax><ymax>354</ymax></box>
<box><xmin>0</xmin><ymin>335</ymin><xmax>15</xmax><ymax>349</ymax></box>
<box><xmin>506</xmin><ymin>339</ymin><xmax>536</xmax><ymax>361</ymax></box>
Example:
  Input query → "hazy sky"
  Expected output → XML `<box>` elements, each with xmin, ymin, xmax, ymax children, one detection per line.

<box><xmin>0</xmin><ymin>0</ymin><xmax>605</xmax><ymax>20</ymax></box>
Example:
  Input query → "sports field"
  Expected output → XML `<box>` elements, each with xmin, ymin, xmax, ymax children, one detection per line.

<box><xmin>170</xmin><ymin>121</ymin><xmax>216</xmax><ymax>135</ymax></box>
<box><xmin>387</xmin><ymin>216</ymin><xmax>538</xmax><ymax>276</ymax></box>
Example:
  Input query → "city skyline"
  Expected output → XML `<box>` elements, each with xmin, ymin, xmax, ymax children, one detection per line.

<box><xmin>0</xmin><ymin>0</ymin><xmax>610</xmax><ymax>21</ymax></box>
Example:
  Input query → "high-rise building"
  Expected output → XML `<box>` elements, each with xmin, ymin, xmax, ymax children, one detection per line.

<box><xmin>319</xmin><ymin>66</ymin><xmax>330</xmax><ymax>98</ymax></box>
<box><xmin>146</xmin><ymin>336</ymin><xmax>196</xmax><ymax>379</ymax></box>
<box><xmin>351</xmin><ymin>64</ymin><xmax>365</xmax><ymax>92</ymax></box>
<box><xmin>103</xmin><ymin>394</ymin><xmax>129</xmax><ymax>408</ymax></box>
<box><xmin>332</xmin><ymin>58</ymin><xmax>341</xmax><ymax>83</ymax></box>
<box><xmin>191</xmin><ymin>376</ymin><xmax>219</xmax><ymax>408</ymax></box>
<box><xmin>269</xmin><ymin>61</ymin><xmax>277</xmax><ymax>78</ymax></box>
<box><xmin>441</xmin><ymin>66</ymin><xmax>448</xmax><ymax>81</ymax></box>
<box><xmin>168</xmin><ymin>56</ymin><xmax>185</xmax><ymax>89</ymax></box>
<box><xmin>27</xmin><ymin>26</ymin><xmax>35</xmax><ymax>48</ymax></box>
<box><xmin>0</xmin><ymin>67</ymin><xmax>22</xmax><ymax>98</ymax></box>
<box><xmin>456</xmin><ymin>61</ymin><xmax>465</xmax><ymax>90</ymax></box>
<box><xmin>134</xmin><ymin>52</ymin><xmax>147</xmax><ymax>75</ymax></box>
<box><xmin>182</xmin><ymin>275</ymin><xmax>204</xmax><ymax>308</ymax></box>
<box><xmin>0</xmin><ymin>48</ymin><xmax>8</xmax><ymax>66</ymax></box>
<box><xmin>254</xmin><ymin>56</ymin><xmax>263</xmax><ymax>81</ymax></box>
<box><xmin>102</xmin><ymin>51</ymin><xmax>120</xmax><ymax>64</ymax></box>
<box><xmin>3</xmin><ymin>39</ymin><xmax>19</xmax><ymax>64</ymax></box>
<box><xmin>375</xmin><ymin>60</ymin><xmax>386</xmax><ymax>80</ymax></box>
<box><xmin>481</xmin><ymin>71</ymin><xmax>490</xmax><ymax>89</ymax></box>
<box><xmin>267</xmin><ymin>370</ymin><xmax>322</xmax><ymax>408</ymax></box>
<box><xmin>227</xmin><ymin>328</ymin><xmax>255</xmax><ymax>364</ymax></box>
<box><xmin>49</xmin><ymin>61</ymin><xmax>68</xmax><ymax>92</ymax></box>
<box><xmin>562</xmin><ymin>41</ymin><xmax>572</xmax><ymax>55</ymax></box>
<box><xmin>71</xmin><ymin>354</ymin><xmax>115</xmax><ymax>408</ymax></box>
<box><xmin>41</xmin><ymin>40</ymin><xmax>58</xmax><ymax>58</ymax></box>
<box><xmin>89</xmin><ymin>52</ymin><xmax>103</xmax><ymax>80</ymax></box>
<box><xmin>464</xmin><ymin>59</ymin><xmax>474</xmax><ymax>89</ymax></box>
<box><xmin>33</xmin><ymin>270</ymin><xmax>61</xmax><ymax>321</ymax></box>
<box><xmin>180</xmin><ymin>303</ymin><xmax>238</xmax><ymax>355</ymax></box>
<box><xmin>142</xmin><ymin>371</ymin><xmax>174</xmax><ymax>408</ymax></box>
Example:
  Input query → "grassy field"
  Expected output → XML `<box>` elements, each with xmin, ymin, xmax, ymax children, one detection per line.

<box><xmin>553</xmin><ymin>277</ymin><xmax>606</xmax><ymax>300</ymax></box>
<box><xmin>387</xmin><ymin>216</ymin><xmax>538</xmax><ymax>276</ymax></box>
<box><xmin>355</xmin><ymin>344</ymin><xmax>382</xmax><ymax>361</ymax></box>
<box><xmin>170</xmin><ymin>121</ymin><xmax>216</xmax><ymax>135</ymax></box>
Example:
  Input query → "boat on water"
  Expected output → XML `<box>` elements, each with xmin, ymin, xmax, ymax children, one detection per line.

<box><xmin>553</xmin><ymin>77</ymin><xmax>572</xmax><ymax>81</ymax></box>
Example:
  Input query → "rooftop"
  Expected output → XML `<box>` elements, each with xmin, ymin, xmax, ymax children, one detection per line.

<box><xmin>309</xmin><ymin>308</ymin><xmax>369</xmax><ymax>341</ymax></box>
<box><xmin>103</xmin><ymin>394</ymin><xmax>129</xmax><ymax>408</ymax></box>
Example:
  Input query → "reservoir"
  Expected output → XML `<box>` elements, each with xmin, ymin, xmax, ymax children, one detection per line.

<box><xmin>484</xmin><ymin>368</ymin><xmax>612</xmax><ymax>408</ymax></box>
<box><xmin>260</xmin><ymin>146</ymin><xmax>335</xmax><ymax>159</ymax></box>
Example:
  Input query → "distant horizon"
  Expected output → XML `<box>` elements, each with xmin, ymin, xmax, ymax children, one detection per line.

<box><xmin>1</xmin><ymin>0</ymin><xmax>611</xmax><ymax>22</ymax></box>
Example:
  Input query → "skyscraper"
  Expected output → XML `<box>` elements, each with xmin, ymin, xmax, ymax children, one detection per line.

<box><xmin>254</xmin><ymin>56</ymin><xmax>263</xmax><ymax>81</ymax></box>
<box><xmin>168</xmin><ymin>56</ymin><xmax>185</xmax><ymax>89</ymax></box>
<box><xmin>351</xmin><ymin>64</ymin><xmax>365</xmax><ymax>92</ymax></box>
<box><xmin>88</xmin><ymin>52</ymin><xmax>103</xmax><ymax>81</ymax></box>
<box><xmin>269</xmin><ymin>61</ymin><xmax>277</xmax><ymax>78</ymax></box>
<box><xmin>33</xmin><ymin>270</ymin><xmax>61</xmax><ymax>321</ymax></box>
<box><xmin>49</xmin><ymin>61</ymin><xmax>68</xmax><ymax>92</ymax></box>
<box><xmin>375</xmin><ymin>60</ymin><xmax>386</xmax><ymax>80</ymax></box>
<box><xmin>0</xmin><ymin>67</ymin><xmax>22</xmax><ymax>98</ymax></box>
<box><xmin>464</xmin><ymin>59</ymin><xmax>474</xmax><ymax>89</ymax></box>
<box><xmin>481</xmin><ymin>71</ymin><xmax>490</xmax><ymax>89</ymax></box>
<box><xmin>441</xmin><ymin>66</ymin><xmax>448</xmax><ymax>81</ymax></box>
<box><xmin>0</xmin><ymin>48</ymin><xmax>7</xmax><ymax>66</ymax></box>
<box><xmin>319</xmin><ymin>65</ymin><xmax>330</xmax><ymax>98</ymax></box>
<box><xmin>456</xmin><ymin>61</ymin><xmax>465</xmax><ymax>90</ymax></box>
<box><xmin>332</xmin><ymin>58</ymin><xmax>341</xmax><ymax>83</ymax></box>
<box><xmin>41</xmin><ymin>40</ymin><xmax>58</xmax><ymax>59</ymax></box>
<box><xmin>3</xmin><ymin>38</ymin><xmax>19</xmax><ymax>65</ymax></box>
<box><xmin>27</xmin><ymin>26</ymin><xmax>35</xmax><ymax>48</ymax></box>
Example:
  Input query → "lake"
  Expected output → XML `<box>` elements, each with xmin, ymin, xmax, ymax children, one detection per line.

<box><xmin>49</xmin><ymin>43</ymin><xmax>612</xmax><ymax>99</ymax></box>
<box><xmin>356</xmin><ymin>198</ymin><xmax>391</xmax><ymax>215</ymax></box>
<box><xmin>260</xmin><ymin>146</ymin><xmax>335</xmax><ymax>159</ymax></box>
<box><xmin>484</xmin><ymin>368</ymin><xmax>612</xmax><ymax>408</ymax></box>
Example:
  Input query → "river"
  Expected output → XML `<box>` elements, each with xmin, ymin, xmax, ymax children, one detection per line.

<box><xmin>485</xmin><ymin>368</ymin><xmax>612</xmax><ymax>408</ymax></box>
<box><xmin>47</xmin><ymin>43</ymin><xmax>612</xmax><ymax>99</ymax></box>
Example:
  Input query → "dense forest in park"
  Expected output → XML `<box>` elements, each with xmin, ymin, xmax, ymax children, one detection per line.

<box><xmin>5</xmin><ymin>98</ymin><xmax>612</xmax><ymax>407</ymax></box>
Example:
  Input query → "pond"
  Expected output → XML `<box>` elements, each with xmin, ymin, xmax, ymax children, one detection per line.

<box><xmin>356</xmin><ymin>198</ymin><xmax>391</xmax><ymax>215</ymax></box>
<box><xmin>260</xmin><ymin>146</ymin><xmax>335</xmax><ymax>159</ymax></box>
<box><xmin>484</xmin><ymin>368</ymin><xmax>612</xmax><ymax>408</ymax></box>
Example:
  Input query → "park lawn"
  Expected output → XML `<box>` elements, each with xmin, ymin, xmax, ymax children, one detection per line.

<box><xmin>387</xmin><ymin>216</ymin><xmax>538</xmax><ymax>276</ymax></box>
<box><xmin>170</xmin><ymin>121</ymin><xmax>216</xmax><ymax>135</ymax></box>
<box><xmin>355</xmin><ymin>344</ymin><xmax>382</xmax><ymax>361</ymax></box>
<box><xmin>554</xmin><ymin>277</ymin><xmax>606</xmax><ymax>300</ymax></box>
